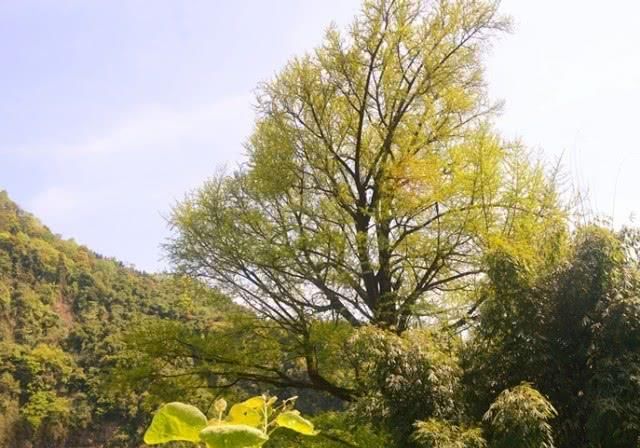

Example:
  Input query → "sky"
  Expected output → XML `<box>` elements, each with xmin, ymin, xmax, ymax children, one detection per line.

<box><xmin>1</xmin><ymin>0</ymin><xmax>639</xmax><ymax>272</ymax></box>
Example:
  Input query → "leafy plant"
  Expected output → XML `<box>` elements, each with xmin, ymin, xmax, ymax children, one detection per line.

<box><xmin>346</xmin><ymin>326</ymin><xmax>462</xmax><ymax>446</ymax></box>
<box><xmin>144</xmin><ymin>395</ymin><xmax>318</xmax><ymax>448</ymax></box>
<box><xmin>413</xmin><ymin>419</ymin><xmax>486</xmax><ymax>448</ymax></box>
<box><xmin>483</xmin><ymin>383</ymin><xmax>556</xmax><ymax>448</ymax></box>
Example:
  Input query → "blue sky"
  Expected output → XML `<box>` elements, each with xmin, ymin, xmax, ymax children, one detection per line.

<box><xmin>2</xmin><ymin>0</ymin><xmax>639</xmax><ymax>272</ymax></box>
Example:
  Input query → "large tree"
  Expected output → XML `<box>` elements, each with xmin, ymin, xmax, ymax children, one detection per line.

<box><xmin>168</xmin><ymin>0</ymin><xmax>565</xmax><ymax>399</ymax></box>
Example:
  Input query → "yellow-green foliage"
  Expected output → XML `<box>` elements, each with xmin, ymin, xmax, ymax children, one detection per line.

<box><xmin>346</xmin><ymin>326</ymin><xmax>463</xmax><ymax>445</ymax></box>
<box><xmin>0</xmin><ymin>279</ymin><xmax>10</xmax><ymax>308</ymax></box>
<box><xmin>0</xmin><ymin>191</ymin><xmax>235</xmax><ymax>447</ymax></box>
<box><xmin>144</xmin><ymin>396</ymin><xmax>317</xmax><ymax>448</ymax></box>
<box><xmin>413</xmin><ymin>419</ymin><xmax>486</xmax><ymax>448</ymax></box>
<box><xmin>168</xmin><ymin>0</ymin><xmax>567</xmax><ymax>345</ymax></box>
<box><xmin>483</xmin><ymin>383</ymin><xmax>556</xmax><ymax>448</ymax></box>
<box><xmin>268</xmin><ymin>412</ymin><xmax>393</xmax><ymax>448</ymax></box>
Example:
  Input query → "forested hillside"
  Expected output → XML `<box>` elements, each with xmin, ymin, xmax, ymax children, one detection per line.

<box><xmin>0</xmin><ymin>190</ymin><xmax>235</xmax><ymax>447</ymax></box>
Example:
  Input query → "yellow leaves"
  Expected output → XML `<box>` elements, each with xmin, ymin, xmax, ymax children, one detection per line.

<box><xmin>275</xmin><ymin>411</ymin><xmax>319</xmax><ymax>435</ymax></box>
<box><xmin>247</xmin><ymin>117</ymin><xmax>298</xmax><ymax>198</ymax></box>
<box><xmin>144</xmin><ymin>402</ymin><xmax>208</xmax><ymax>445</ymax></box>
<box><xmin>199</xmin><ymin>424</ymin><xmax>269</xmax><ymax>448</ymax></box>
<box><xmin>441</xmin><ymin>84</ymin><xmax>476</xmax><ymax>113</ymax></box>
<box><xmin>144</xmin><ymin>396</ymin><xmax>318</xmax><ymax>448</ymax></box>
<box><xmin>387</xmin><ymin>151</ymin><xmax>446</xmax><ymax>203</ymax></box>
<box><xmin>227</xmin><ymin>397</ymin><xmax>266</xmax><ymax>428</ymax></box>
<box><xmin>168</xmin><ymin>0</ymin><xmax>565</xmax><ymax>334</ymax></box>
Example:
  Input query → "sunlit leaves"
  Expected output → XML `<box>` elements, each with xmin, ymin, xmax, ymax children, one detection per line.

<box><xmin>483</xmin><ymin>383</ymin><xmax>557</xmax><ymax>448</ymax></box>
<box><xmin>199</xmin><ymin>424</ymin><xmax>269</xmax><ymax>448</ymax></box>
<box><xmin>413</xmin><ymin>419</ymin><xmax>486</xmax><ymax>448</ymax></box>
<box><xmin>143</xmin><ymin>396</ymin><xmax>317</xmax><ymax>448</ymax></box>
<box><xmin>144</xmin><ymin>402</ymin><xmax>208</xmax><ymax>444</ymax></box>
<box><xmin>227</xmin><ymin>397</ymin><xmax>266</xmax><ymax>428</ymax></box>
<box><xmin>276</xmin><ymin>411</ymin><xmax>318</xmax><ymax>435</ymax></box>
<box><xmin>168</xmin><ymin>0</ymin><xmax>565</xmax><ymax>337</ymax></box>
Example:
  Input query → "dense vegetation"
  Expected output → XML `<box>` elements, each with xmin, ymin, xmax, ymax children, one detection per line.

<box><xmin>3</xmin><ymin>1</ymin><xmax>640</xmax><ymax>447</ymax></box>
<box><xmin>0</xmin><ymin>190</ymin><xmax>236</xmax><ymax>447</ymax></box>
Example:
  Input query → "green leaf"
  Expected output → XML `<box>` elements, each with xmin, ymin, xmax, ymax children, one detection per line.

<box><xmin>275</xmin><ymin>411</ymin><xmax>318</xmax><ymax>435</ymax></box>
<box><xmin>239</xmin><ymin>396</ymin><xmax>266</xmax><ymax>409</ymax></box>
<box><xmin>227</xmin><ymin>396</ymin><xmax>265</xmax><ymax>427</ymax></box>
<box><xmin>199</xmin><ymin>424</ymin><xmax>269</xmax><ymax>448</ymax></box>
<box><xmin>143</xmin><ymin>402</ymin><xmax>208</xmax><ymax>445</ymax></box>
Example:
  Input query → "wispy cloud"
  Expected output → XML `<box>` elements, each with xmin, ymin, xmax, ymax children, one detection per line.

<box><xmin>29</xmin><ymin>186</ymin><xmax>81</xmax><ymax>221</ymax></box>
<box><xmin>8</xmin><ymin>93</ymin><xmax>256</xmax><ymax>271</ymax></box>
<box><xmin>6</xmin><ymin>94</ymin><xmax>253</xmax><ymax>159</ymax></box>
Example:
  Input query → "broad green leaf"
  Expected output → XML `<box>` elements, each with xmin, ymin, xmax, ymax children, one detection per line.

<box><xmin>143</xmin><ymin>402</ymin><xmax>208</xmax><ymax>444</ymax></box>
<box><xmin>275</xmin><ymin>411</ymin><xmax>318</xmax><ymax>435</ymax></box>
<box><xmin>227</xmin><ymin>396</ymin><xmax>265</xmax><ymax>427</ymax></box>
<box><xmin>199</xmin><ymin>424</ymin><xmax>269</xmax><ymax>448</ymax></box>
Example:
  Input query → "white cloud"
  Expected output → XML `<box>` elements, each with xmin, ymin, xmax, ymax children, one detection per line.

<box><xmin>8</xmin><ymin>93</ymin><xmax>256</xmax><ymax>271</ymax></box>
<box><xmin>7</xmin><ymin>94</ymin><xmax>253</xmax><ymax>159</ymax></box>
<box><xmin>29</xmin><ymin>186</ymin><xmax>80</xmax><ymax>220</ymax></box>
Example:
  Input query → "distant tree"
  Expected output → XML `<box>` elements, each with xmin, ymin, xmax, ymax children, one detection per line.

<box><xmin>169</xmin><ymin>0</ymin><xmax>565</xmax><ymax>400</ymax></box>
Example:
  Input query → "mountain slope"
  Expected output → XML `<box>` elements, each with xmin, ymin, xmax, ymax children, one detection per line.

<box><xmin>0</xmin><ymin>190</ymin><xmax>229</xmax><ymax>447</ymax></box>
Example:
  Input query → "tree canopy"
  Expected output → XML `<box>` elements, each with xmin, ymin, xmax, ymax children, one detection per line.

<box><xmin>168</xmin><ymin>0</ymin><xmax>565</xmax><ymax>400</ymax></box>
